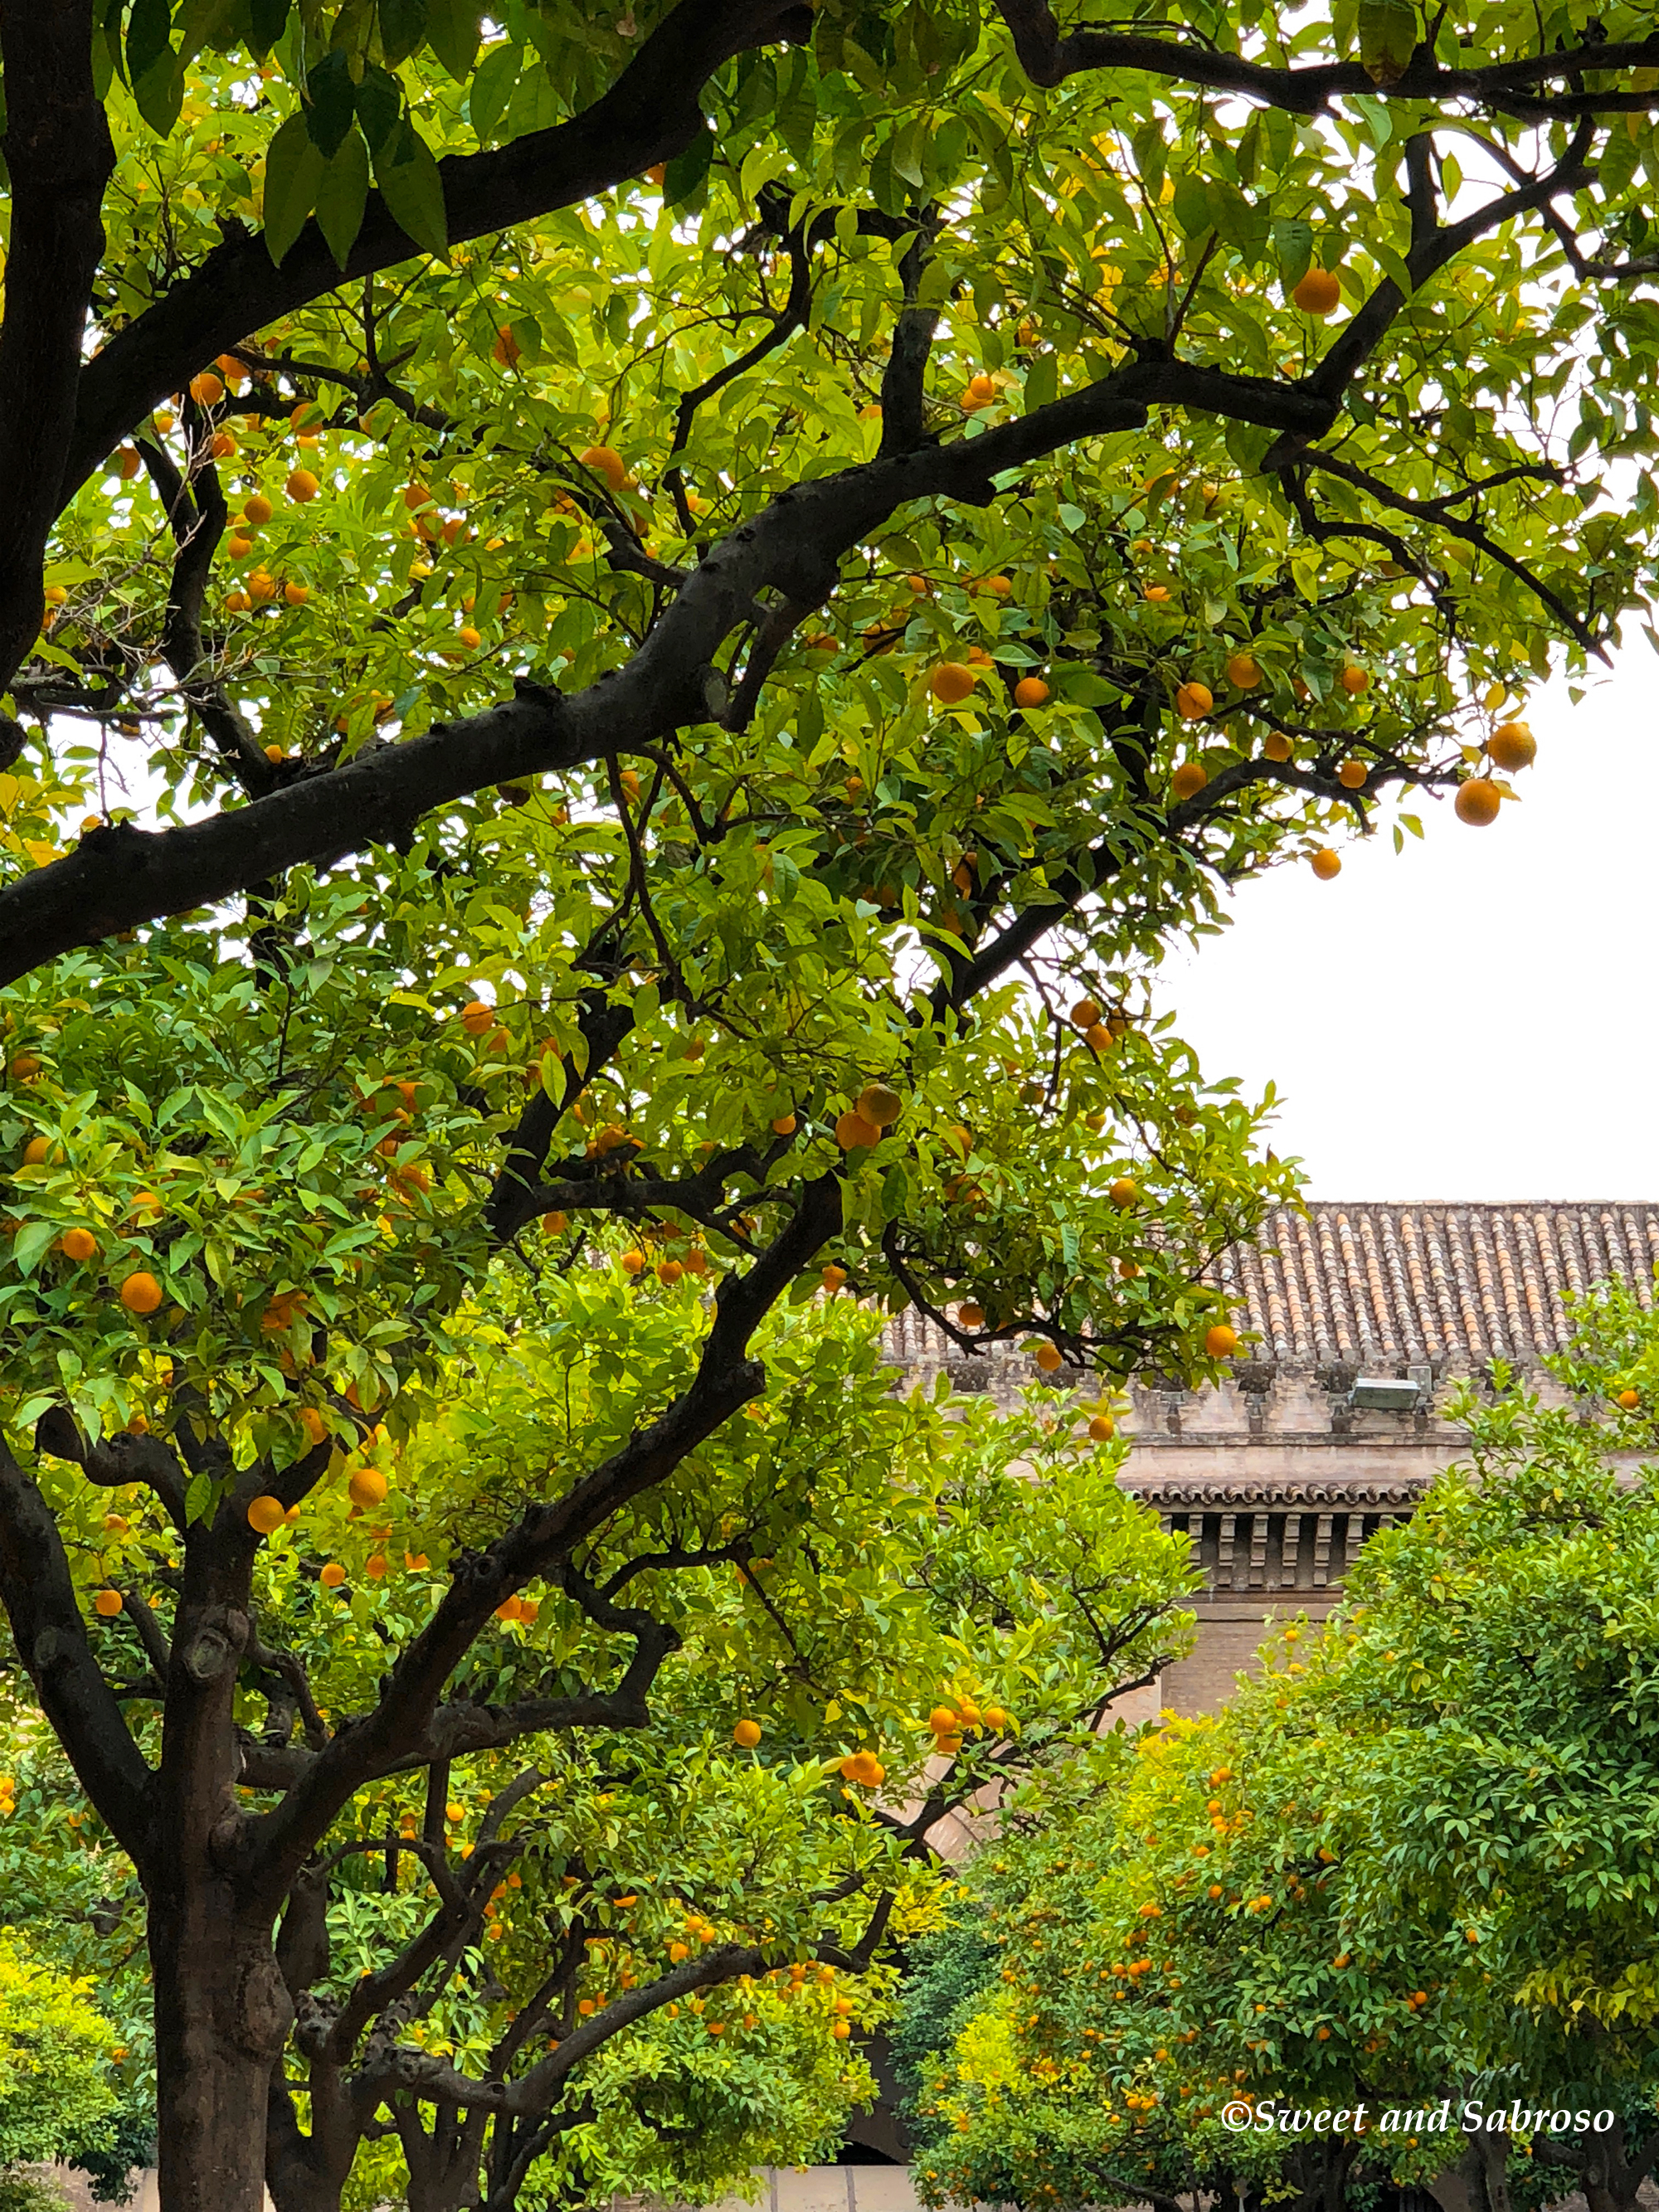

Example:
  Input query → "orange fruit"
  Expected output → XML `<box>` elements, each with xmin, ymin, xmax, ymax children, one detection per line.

<box><xmin>116</xmin><ymin>445</ymin><xmax>142</xmax><ymax>480</ymax></box>
<box><xmin>1014</xmin><ymin>676</ymin><xmax>1050</xmax><ymax>707</ymax></box>
<box><xmin>658</xmin><ymin>1258</ymin><xmax>684</xmax><ymax>1285</ymax></box>
<box><xmin>286</xmin><ymin>467</ymin><xmax>319</xmax><ymax>503</ymax></box>
<box><xmin>1340</xmin><ymin>664</ymin><xmax>1370</xmax><ymax>694</ymax></box>
<box><xmin>1108</xmin><ymin>1177</ymin><xmax>1139</xmax><ymax>1209</ymax></box>
<box><xmin>348</xmin><ymin>1466</ymin><xmax>388</xmax><ymax>1510</ymax></box>
<box><xmin>227</xmin><ymin>533</ymin><xmax>254</xmax><ymax>559</ymax></box>
<box><xmin>733</xmin><ymin>1719</ymin><xmax>762</xmax><ymax>1748</ymax></box>
<box><xmin>365</xmin><ymin>1553</ymin><xmax>388</xmax><ymax>1579</ymax></box>
<box><xmin>579</xmin><ymin>444</ymin><xmax>627</xmax><ymax>491</ymax></box>
<box><xmin>1170</xmin><ymin>761</ymin><xmax>1208</xmax><ymax>800</ymax></box>
<box><xmin>1143</xmin><ymin>584</ymin><xmax>1170</xmax><ymax>602</ymax></box>
<box><xmin>460</xmin><ymin>999</ymin><xmax>495</xmax><ymax>1035</ymax></box>
<box><xmin>983</xmin><ymin>1704</ymin><xmax>1009</xmax><ymax>1729</ymax></box>
<box><xmin>542</xmin><ymin>1209</ymin><xmax>569</xmax><ymax>1235</ymax></box>
<box><xmin>618</xmin><ymin>1250</ymin><xmax>646</xmax><ymax>1276</ymax></box>
<box><xmin>283</xmin><ymin>581</ymin><xmax>309</xmax><ymax>606</ymax></box>
<box><xmin>492</xmin><ymin>325</ymin><xmax>521</xmax><ymax>367</ymax></box>
<box><xmin>1489</xmin><ymin>721</ymin><xmax>1535</xmax><ymax>771</ymax></box>
<box><xmin>856</xmin><ymin>1082</ymin><xmax>902</xmax><ymax>1127</ymax></box>
<box><xmin>1205</xmin><ymin>1324</ymin><xmax>1239</xmax><ymax>1358</ymax></box>
<box><xmin>459</xmin><ymin>625</ymin><xmax>482</xmax><ymax>650</ymax></box>
<box><xmin>188</xmin><ymin>371</ymin><xmax>224</xmax><ymax>405</ymax></box>
<box><xmin>247</xmin><ymin>1495</ymin><xmax>287</xmax><ymax>1534</ymax></box>
<box><xmin>958</xmin><ymin>1302</ymin><xmax>985</xmax><ymax>1328</ymax></box>
<box><xmin>319</xmin><ymin>1562</ymin><xmax>346</xmax><ymax>1588</ymax></box>
<box><xmin>248</xmin><ymin>568</ymin><xmax>277</xmax><ymax>603</ymax></box>
<box><xmin>771</xmin><ymin>1113</ymin><xmax>797</xmax><ymax>1135</ymax></box>
<box><xmin>59</xmin><ymin>1228</ymin><xmax>96</xmax><ymax>1262</ymax></box>
<box><xmin>1088</xmin><ymin>1413</ymin><xmax>1115</xmax><ymax>1441</ymax></box>
<box><xmin>1310</xmin><ymin>848</ymin><xmax>1341</xmax><ymax>880</ymax></box>
<box><xmin>1263</xmin><ymin>731</ymin><xmax>1294</xmax><ymax>762</ymax></box>
<box><xmin>1226</xmin><ymin>651</ymin><xmax>1262</xmax><ymax>688</ymax></box>
<box><xmin>645</xmin><ymin>163</ymin><xmax>667</xmax><ymax>186</ymax></box>
<box><xmin>1454</xmin><ymin>777</ymin><xmax>1501</xmax><ymax>826</ymax></box>
<box><xmin>962</xmin><ymin>373</ymin><xmax>998</xmax><ymax>409</ymax></box>
<box><xmin>119</xmin><ymin>1271</ymin><xmax>163</xmax><ymax>1316</ymax></box>
<box><xmin>930</xmin><ymin>663</ymin><xmax>977</xmax><ymax>705</ymax></box>
<box><xmin>1083</xmin><ymin>1022</ymin><xmax>1112</xmax><ymax>1052</ymax></box>
<box><xmin>403</xmin><ymin>481</ymin><xmax>432</xmax><ymax>509</ymax></box>
<box><xmin>822</xmin><ymin>1264</ymin><xmax>848</xmax><ymax>1292</ymax></box>
<box><xmin>21</xmin><ymin>1138</ymin><xmax>48</xmax><ymax>1165</ymax></box>
<box><xmin>9</xmin><ymin>1054</ymin><xmax>41</xmax><ymax>1080</ymax></box>
<box><xmin>1617</xmin><ymin>1388</ymin><xmax>1641</xmax><ymax>1410</ymax></box>
<box><xmin>298</xmin><ymin>1407</ymin><xmax>328</xmax><ymax>1446</ymax></box>
<box><xmin>1336</xmin><ymin>758</ymin><xmax>1368</xmax><ymax>789</ymax></box>
<box><xmin>1033</xmin><ymin>1341</ymin><xmax>1063</xmax><ymax>1373</ymax></box>
<box><xmin>834</xmin><ymin>1111</ymin><xmax>881</xmax><ymax>1150</ymax></box>
<box><xmin>1175</xmin><ymin>681</ymin><xmax>1213</xmax><ymax>719</ymax></box>
<box><xmin>1070</xmin><ymin>997</ymin><xmax>1102</xmax><ymax>1028</ymax></box>
<box><xmin>1291</xmin><ymin>268</ymin><xmax>1341</xmax><ymax>314</ymax></box>
<box><xmin>243</xmin><ymin>491</ymin><xmax>273</xmax><ymax>525</ymax></box>
<box><xmin>95</xmin><ymin>1589</ymin><xmax>124</xmax><ymax>1617</ymax></box>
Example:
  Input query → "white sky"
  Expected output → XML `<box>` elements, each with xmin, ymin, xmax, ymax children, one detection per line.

<box><xmin>1158</xmin><ymin>639</ymin><xmax>1659</xmax><ymax>1200</ymax></box>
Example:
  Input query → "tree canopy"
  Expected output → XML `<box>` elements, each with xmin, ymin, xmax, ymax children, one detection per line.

<box><xmin>3</xmin><ymin>4</ymin><xmax>1659</xmax><ymax>2211</ymax></box>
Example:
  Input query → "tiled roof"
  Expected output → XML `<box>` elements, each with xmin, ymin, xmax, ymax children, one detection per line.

<box><xmin>1218</xmin><ymin>1203</ymin><xmax>1659</xmax><ymax>1368</ymax></box>
<box><xmin>883</xmin><ymin>1204</ymin><xmax>1659</xmax><ymax>1375</ymax></box>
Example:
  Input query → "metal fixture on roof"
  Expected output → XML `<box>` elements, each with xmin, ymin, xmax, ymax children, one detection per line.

<box><xmin>1349</xmin><ymin>1374</ymin><xmax>1423</xmax><ymax>1412</ymax></box>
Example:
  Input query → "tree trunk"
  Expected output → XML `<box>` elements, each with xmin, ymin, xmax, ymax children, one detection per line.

<box><xmin>151</xmin><ymin>1884</ymin><xmax>293</xmax><ymax>2212</ymax></box>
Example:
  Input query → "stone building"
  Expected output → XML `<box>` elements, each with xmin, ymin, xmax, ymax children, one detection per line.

<box><xmin>887</xmin><ymin>1200</ymin><xmax>1659</xmax><ymax>1715</ymax></box>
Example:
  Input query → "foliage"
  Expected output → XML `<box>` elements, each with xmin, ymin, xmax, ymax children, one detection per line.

<box><xmin>902</xmin><ymin>1331</ymin><xmax>1659</xmax><ymax>2212</ymax></box>
<box><xmin>2</xmin><ymin>5</ymin><xmax>1659</xmax><ymax>2208</ymax></box>
<box><xmin>0</xmin><ymin>1929</ymin><xmax>124</xmax><ymax>2176</ymax></box>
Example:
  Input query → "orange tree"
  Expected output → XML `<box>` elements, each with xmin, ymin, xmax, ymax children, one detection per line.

<box><xmin>903</xmin><ymin>1349</ymin><xmax>1659</xmax><ymax>2212</ymax></box>
<box><xmin>3</xmin><ymin>3</ymin><xmax>1659</xmax><ymax>2209</ymax></box>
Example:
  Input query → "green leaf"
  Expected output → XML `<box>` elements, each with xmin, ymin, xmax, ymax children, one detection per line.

<box><xmin>263</xmin><ymin>110</ymin><xmax>327</xmax><ymax>266</ymax></box>
<box><xmin>467</xmin><ymin>41</ymin><xmax>521</xmax><ymax>145</ymax></box>
<box><xmin>1023</xmin><ymin>352</ymin><xmax>1058</xmax><ymax>414</ymax></box>
<box><xmin>315</xmin><ymin>127</ymin><xmax>372</xmax><ymax>270</ymax></box>
<box><xmin>372</xmin><ymin>119</ymin><xmax>449</xmax><ymax>260</ymax></box>
<box><xmin>124</xmin><ymin>0</ymin><xmax>172</xmax><ymax>83</ymax></box>
<box><xmin>1358</xmin><ymin>0</ymin><xmax>1418</xmax><ymax>85</ymax></box>
<box><xmin>12</xmin><ymin>1221</ymin><xmax>55</xmax><ymax>1277</ymax></box>
<box><xmin>304</xmin><ymin>49</ymin><xmax>358</xmax><ymax>160</ymax></box>
<box><xmin>247</xmin><ymin>0</ymin><xmax>291</xmax><ymax>54</ymax></box>
<box><xmin>377</xmin><ymin>0</ymin><xmax>427</xmax><ymax>66</ymax></box>
<box><xmin>354</xmin><ymin>64</ymin><xmax>402</xmax><ymax>155</ymax></box>
<box><xmin>664</xmin><ymin>123</ymin><xmax>715</xmax><ymax>209</ymax></box>
<box><xmin>424</xmin><ymin>0</ymin><xmax>483</xmax><ymax>79</ymax></box>
<box><xmin>1272</xmin><ymin>217</ymin><xmax>1314</xmax><ymax>286</ymax></box>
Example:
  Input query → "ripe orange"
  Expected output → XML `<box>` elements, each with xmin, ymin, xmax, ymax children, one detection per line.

<box><xmin>1263</xmin><ymin>731</ymin><xmax>1294</xmax><ymax>762</ymax></box>
<box><xmin>1143</xmin><ymin>584</ymin><xmax>1171</xmax><ymax>602</ymax></box>
<box><xmin>659</xmin><ymin>1258</ymin><xmax>684</xmax><ymax>1285</ymax></box>
<box><xmin>733</xmin><ymin>1719</ymin><xmax>762</xmax><ymax>1748</ymax></box>
<box><xmin>1108</xmin><ymin>1177</ymin><xmax>1139</xmax><ymax>1209</ymax></box>
<box><xmin>1454</xmin><ymin>777</ymin><xmax>1501</xmax><ymax>826</ymax></box>
<box><xmin>59</xmin><ymin>1228</ymin><xmax>96</xmax><ymax>1262</ymax></box>
<box><xmin>248</xmin><ymin>568</ymin><xmax>277</xmax><ymax>603</ymax></box>
<box><xmin>10</xmin><ymin>1053</ymin><xmax>41</xmax><ymax>1080</ymax></box>
<box><xmin>119</xmin><ymin>1271</ymin><xmax>163</xmax><ymax>1316</ymax></box>
<box><xmin>1225</xmin><ymin>651</ymin><xmax>1261</xmax><ymax>689</ymax></box>
<box><xmin>188</xmin><ymin>371</ymin><xmax>224</xmax><ymax>405</ymax></box>
<box><xmin>21</xmin><ymin>1137</ymin><xmax>48</xmax><ymax>1165</ymax></box>
<box><xmin>283</xmin><ymin>581</ymin><xmax>309</xmax><ymax>605</ymax></box>
<box><xmin>1205</xmin><ymin>1324</ymin><xmax>1239</xmax><ymax>1358</ymax></box>
<box><xmin>460</xmin><ymin>999</ymin><xmax>494</xmax><ymax>1035</ymax></box>
<box><xmin>930</xmin><ymin>663</ymin><xmax>977</xmax><ymax>705</ymax></box>
<box><xmin>1089</xmin><ymin>1413</ymin><xmax>1116</xmax><ymax>1441</ymax></box>
<box><xmin>834</xmin><ymin>1110</ymin><xmax>881</xmax><ymax>1150</ymax></box>
<box><xmin>1175</xmin><ymin>681</ymin><xmax>1213</xmax><ymax>719</ymax></box>
<box><xmin>1489</xmin><ymin>720</ymin><xmax>1535</xmax><ymax>771</ymax></box>
<box><xmin>822</xmin><ymin>1264</ymin><xmax>848</xmax><ymax>1292</ymax></box>
<box><xmin>771</xmin><ymin>1113</ymin><xmax>797</xmax><ymax>1135</ymax></box>
<box><xmin>1170</xmin><ymin>761</ymin><xmax>1208</xmax><ymax>800</ymax></box>
<box><xmin>1617</xmin><ymin>1388</ymin><xmax>1641</xmax><ymax>1410</ymax></box>
<box><xmin>298</xmin><ymin>1407</ymin><xmax>328</xmax><ymax>1446</ymax></box>
<box><xmin>115</xmin><ymin>445</ymin><xmax>142</xmax><ymax>480</ymax></box>
<box><xmin>319</xmin><ymin>1562</ymin><xmax>346</xmax><ymax>1588</ymax></box>
<box><xmin>1310</xmin><ymin>848</ymin><xmax>1341</xmax><ymax>880</ymax></box>
<box><xmin>247</xmin><ymin>1495</ymin><xmax>287</xmax><ymax>1534</ymax></box>
<box><xmin>1014</xmin><ymin>676</ymin><xmax>1050</xmax><ymax>707</ymax></box>
<box><xmin>1033</xmin><ymin>1341</ymin><xmax>1063</xmax><ymax>1373</ymax></box>
<box><xmin>645</xmin><ymin>162</ymin><xmax>667</xmax><ymax>186</ymax></box>
<box><xmin>95</xmin><ymin>1589</ymin><xmax>124</xmax><ymax>1617</ymax></box>
<box><xmin>1083</xmin><ymin>1022</ymin><xmax>1112</xmax><ymax>1051</ymax></box>
<box><xmin>348</xmin><ymin>1466</ymin><xmax>388</xmax><ymax>1510</ymax></box>
<box><xmin>492</xmin><ymin>324</ymin><xmax>522</xmax><ymax>367</ymax></box>
<box><xmin>286</xmin><ymin>467</ymin><xmax>319</xmax><ymax>503</ymax></box>
<box><xmin>962</xmin><ymin>373</ymin><xmax>998</xmax><ymax>410</ymax></box>
<box><xmin>542</xmin><ymin>1209</ymin><xmax>569</xmax><ymax>1235</ymax></box>
<box><xmin>856</xmin><ymin>1082</ymin><xmax>902</xmax><ymax>1127</ymax></box>
<box><xmin>1336</xmin><ymin>759</ymin><xmax>1368</xmax><ymax>789</ymax></box>
<box><xmin>620</xmin><ymin>1250</ymin><xmax>646</xmax><ymax>1276</ymax></box>
<box><xmin>1340</xmin><ymin>664</ymin><xmax>1370</xmax><ymax>695</ymax></box>
<box><xmin>459</xmin><ymin>625</ymin><xmax>482</xmax><ymax>650</ymax></box>
<box><xmin>1292</xmin><ymin>268</ymin><xmax>1342</xmax><ymax>314</ymax></box>
<box><xmin>1071</xmin><ymin>997</ymin><xmax>1102</xmax><ymax>1028</ymax></box>
<box><xmin>959</xmin><ymin>1301</ymin><xmax>985</xmax><ymax>1328</ymax></box>
<box><xmin>579</xmin><ymin>444</ymin><xmax>627</xmax><ymax>491</ymax></box>
<box><xmin>243</xmin><ymin>491</ymin><xmax>273</xmax><ymax>527</ymax></box>
<box><xmin>212</xmin><ymin>431</ymin><xmax>237</xmax><ymax>460</ymax></box>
